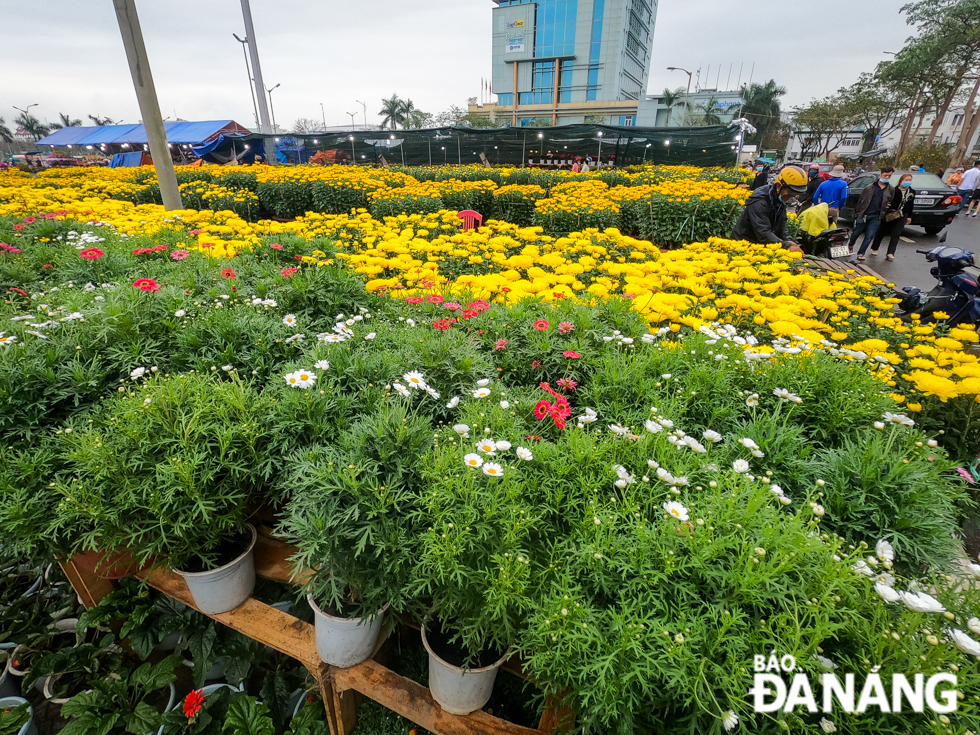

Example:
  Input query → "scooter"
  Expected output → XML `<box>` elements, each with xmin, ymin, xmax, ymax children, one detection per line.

<box><xmin>897</xmin><ymin>235</ymin><xmax>980</xmax><ymax>325</ymax></box>
<box><xmin>798</xmin><ymin>227</ymin><xmax>852</xmax><ymax>260</ymax></box>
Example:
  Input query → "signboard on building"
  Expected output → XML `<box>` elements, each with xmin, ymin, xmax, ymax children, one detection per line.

<box><xmin>507</xmin><ymin>19</ymin><xmax>525</xmax><ymax>28</ymax></box>
<box><xmin>507</xmin><ymin>37</ymin><xmax>525</xmax><ymax>53</ymax></box>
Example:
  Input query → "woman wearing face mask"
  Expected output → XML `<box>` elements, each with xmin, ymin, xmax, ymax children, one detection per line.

<box><xmin>868</xmin><ymin>173</ymin><xmax>915</xmax><ymax>262</ymax></box>
<box><xmin>750</xmin><ymin>163</ymin><xmax>770</xmax><ymax>191</ymax></box>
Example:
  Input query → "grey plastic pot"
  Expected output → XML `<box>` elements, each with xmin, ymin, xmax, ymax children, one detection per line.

<box><xmin>307</xmin><ymin>595</ymin><xmax>387</xmax><ymax>668</ymax></box>
<box><xmin>181</xmin><ymin>657</ymin><xmax>226</xmax><ymax>682</ymax></box>
<box><xmin>173</xmin><ymin>525</ymin><xmax>256</xmax><ymax>615</ymax></box>
<box><xmin>154</xmin><ymin>631</ymin><xmax>182</xmax><ymax>652</ymax></box>
<box><xmin>0</xmin><ymin>696</ymin><xmax>37</xmax><ymax>735</ymax></box>
<box><xmin>420</xmin><ymin>626</ymin><xmax>508</xmax><ymax>716</ymax></box>
<box><xmin>0</xmin><ymin>643</ymin><xmax>17</xmax><ymax>698</ymax></box>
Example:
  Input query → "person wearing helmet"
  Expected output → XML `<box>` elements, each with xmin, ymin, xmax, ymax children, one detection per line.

<box><xmin>731</xmin><ymin>164</ymin><xmax>807</xmax><ymax>252</ymax></box>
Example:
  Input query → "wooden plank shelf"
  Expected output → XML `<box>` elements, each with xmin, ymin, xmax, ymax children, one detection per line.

<box><xmin>62</xmin><ymin>534</ymin><xmax>570</xmax><ymax>735</ymax></box>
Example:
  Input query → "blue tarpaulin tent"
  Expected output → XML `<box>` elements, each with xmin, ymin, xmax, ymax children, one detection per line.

<box><xmin>36</xmin><ymin>121</ymin><xmax>250</xmax><ymax>149</ymax></box>
<box><xmin>109</xmin><ymin>152</ymin><xmax>147</xmax><ymax>168</ymax></box>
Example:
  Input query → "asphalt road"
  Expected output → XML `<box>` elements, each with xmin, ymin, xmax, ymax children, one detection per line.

<box><xmin>845</xmin><ymin>210</ymin><xmax>979</xmax><ymax>291</ymax></box>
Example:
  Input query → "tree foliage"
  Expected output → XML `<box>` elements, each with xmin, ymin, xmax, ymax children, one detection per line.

<box><xmin>740</xmin><ymin>80</ymin><xmax>788</xmax><ymax>148</ymax></box>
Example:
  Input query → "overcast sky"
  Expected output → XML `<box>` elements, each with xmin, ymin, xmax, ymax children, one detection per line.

<box><xmin>1</xmin><ymin>0</ymin><xmax>913</xmax><ymax>133</ymax></box>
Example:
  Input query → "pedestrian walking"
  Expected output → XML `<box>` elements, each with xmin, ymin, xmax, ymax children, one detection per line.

<box><xmin>868</xmin><ymin>173</ymin><xmax>915</xmax><ymax>262</ymax></box>
<box><xmin>750</xmin><ymin>163</ymin><xmax>770</xmax><ymax>191</ymax></box>
<box><xmin>851</xmin><ymin>167</ymin><xmax>895</xmax><ymax>261</ymax></box>
<box><xmin>813</xmin><ymin>165</ymin><xmax>849</xmax><ymax>224</ymax></box>
<box><xmin>956</xmin><ymin>161</ymin><xmax>980</xmax><ymax>214</ymax></box>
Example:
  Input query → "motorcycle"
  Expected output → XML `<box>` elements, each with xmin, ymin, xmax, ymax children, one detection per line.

<box><xmin>798</xmin><ymin>227</ymin><xmax>852</xmax><ymax>260</ymax></box>
<box><xmin>897</xmin><ymin>235</ymin><xmax>980</xmax><ymax>326</ymax></box>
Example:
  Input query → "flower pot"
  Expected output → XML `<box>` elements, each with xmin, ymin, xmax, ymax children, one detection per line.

<box><xmin>181</xmin><ymin>657</ymin><xmax>226</xmax><ymax>683</ymax></box>
<box><xmin>154</xmin><ymin>631</ymin><xmax>182</xmax><ymax>652</ymax></box>
<box><xmin>420</xmin><ymin>625</ymin><xmax>509</xmax><ymax>716</ymax></box>
<box><xmin>0</xmin><ymin>644</ymin><xmax>17</xmax><ymax>699</ymax></box>
<box><xmin>0</xmin><ymin>696</ymin><xmax>36</xmax><ymax>735</ymax></box>
<box><xmin>307</xmin><ymin>595</ymin><xmax>387</xmax><ymax>668</ymax></box>
<box><xmin>70</xmin><ymin>547</ymin><xmax>143</xmax><ymax>580</ymax></box>
<box><xmin>173</xmin><ymin>525</ymin><xmax>256</xmax><ymax>615</ymax></box>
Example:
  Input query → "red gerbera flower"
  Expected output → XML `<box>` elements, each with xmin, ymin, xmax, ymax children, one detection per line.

<box><xmin>80</xmin><ymin>248</ymin><xmax>104</xmax><ymax>260</ymax></box>
<box><xmin>563</xmin><ymin>350</ymin><xmax>581</xmax><ymax>359</ymax></box>
<box><xmin>432</xmin><ymin>319</ymin><xmax>452</xmax><ymax>330</ymax></box>
<box><xmin>461</xmin><ymin>310</ymin><xmax>478</xmax><ymax>319</ymax></box>
<box><xmin>533</xmin><ymin>400</ymin><xmax>552</xmax><ymax>420</ymax></box>
<box><xmin>419</xmin><ymin>279</ymin><xmax>435</xmax><ymax>288</ymax></box>
<box><xmin>269</xmin><ymin>242</ymin><xmax>283</xmax><ymax>250</ymax></box>
<box><xmin>23</xmin><ymin>216</ymin><xmax>36</xmax><ymax>225</ymax></box>
<box><xmin>281</xmin><ymin>267</ymin><xmax>298</xmax><ymax>277</ymax></box>
<box><xmin>557</xmin><ymin>378</ymin><xmax>578</xmax><ymax>391</ymax></box>
<box><xmin>183</xmin><ymin>689</ymin><xmax>204</xmax><ymax>719</ymax></box>
<box><xmin>532</xmin><ymin>360</ymin><xmax>541</xmax><ymax>369</ymax></box>
<box><xmin>42</xmin><ymin>264</ymin><xmax>53</xmax><ymax>269</ymax></box>
<box><xmin>533</xmin><ymin>319</ymin><xmax>550</xmax><ymax>331</ymax></box>
<box><xmin>132</xmin><ymin>278</ymin><xmax>160</xmax><ymax>292</ymax></box>
<box><xmin>221</xmin><ymin>268</ymin><xmax>236</xmax><ymax>279</ymax></box>
<box><xmin>405</xmin><ymin>296</ymin><xmax>423</xmax><ymax>305</ymax></box>
<box><xmin>12</xmin><ymin>224</ymin><xmax>24</xmax><ymax>231</ymax></box>
<box><xmin>427</xmin><ymin>295</ymin><xmax>445</xmax><ymax>304</ymax></box>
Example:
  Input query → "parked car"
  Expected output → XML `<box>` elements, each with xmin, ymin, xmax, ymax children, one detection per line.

<box><xmin>837</xmin><ymin>170</ymin><xmax>961</xmax><ymax>236</ymax></box>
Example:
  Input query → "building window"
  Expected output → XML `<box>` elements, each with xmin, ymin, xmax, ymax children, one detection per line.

<box><xmin>559</xmin><ymin>60</ymin><xmax>573</xmax><ymax>103</ymax></box>
<box><xmin>953</xmin><ymin>113</ymin><xmax>965</xmax><ymax>127</ymax></box>
<box><xmin>497</xmin><ymin>93</ymin><xmax>514</xmax><ymax>107</ymax></box>
<box><xmin>519</xmin><ymin>92</ymin><xmax>534</xmax><ymax>105</ymax></box>
<box><xmin>587</xmin><ymin>0</ymin><xmax>604</xmax><ymax>101</ymax></box>
<box><xmin>526</xmin><ymin>60</ymin><xmax>555</xmax><ymax>105</ymax></box>
<box><xmin>619</xmin><ymin>115</ymin><xmax>635</xmax><ymax>126</ymax></box>
<box><xmin>534</xmin><ymin>0</ymin><xmax>577</xmax><ymax>58</ymax></box>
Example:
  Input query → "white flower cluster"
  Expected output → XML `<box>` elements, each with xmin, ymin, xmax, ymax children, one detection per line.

<box><xmin>284</xmin><ymin>369</ymin><xmax>316</xmax><ymax>388</ymax></box>
<box><xmin>65</xmin><ymin>230</ymin><xmax>106</xmax><ymax>249</ymax></box>
<box><xmin>462</xmin><ymin>436</ymin><xmax>532</xmax><ymax>477</ymax></box>
<box><xmin>250</xmin><ymin>297</ymin><xmax>278</xmax><ymax>307</ymax></box>
<box><xmin>392</xmin><ymin>371</ymin><xmax>439</xmax><ymax>399</ymax></box>
<box><xmin>600</xmin><ymin>330</ymin><xmax>635</xmax><ymax>345</ymax></box>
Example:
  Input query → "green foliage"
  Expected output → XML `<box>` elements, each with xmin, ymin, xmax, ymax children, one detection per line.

<box><xmin>53</xmin><ymin>372</ymin><xmax>273</xmax><ymax>571</ymax></box>
<box><xmin>59</xmin><ymin>655</ymin><xmax>180</xmax><ymax>735</ymax></box>
<box><xmin>224</xmin><ymin>696</ymin><xmax>275</xmax><ymax>735</ymax></box>
<box><xmin>0</xmin><ymin>702</ymin><xmax>30</xmax><ymax>735</ymax></box>
<box><xmin>620</xmin><ymin>192</ymin><xmax>743</xmax><ymax>247</ymax></box>
<box><xmin>258</xmin><ymin>180</ymin><xmax>313</xmax><ymax>219</ymax></box>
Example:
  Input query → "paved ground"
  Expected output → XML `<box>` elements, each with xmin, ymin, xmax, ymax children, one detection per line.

<box><xmin>845</xmin><ymin>211</ymin><xmax>980</xmax><ymax>290</ymax></box>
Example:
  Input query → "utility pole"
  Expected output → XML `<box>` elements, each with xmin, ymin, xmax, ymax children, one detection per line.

<box><xmin>320</xmin><ymin>102</ymin><xmax>326</xmax><ymax>132</ymax></box>
<box><xmin>356</xmin><ymin>100</ymin><xmax>368</xmax><ymax>130</ymax></box>
<box><xmin>111</xmin><ymin>0</ymin><xmax>182</xmax><ymax>210</ymax></box>
<box><xmin>239</xmin><ymin>0</ymin><xmax>277</xmax><ymax>164</ymax></box>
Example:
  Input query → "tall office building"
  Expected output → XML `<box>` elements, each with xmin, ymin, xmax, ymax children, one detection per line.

<box><xmin>489</xmin><ymin>0</ymin><xmax>658</xmax><ymax>127</ymax></box>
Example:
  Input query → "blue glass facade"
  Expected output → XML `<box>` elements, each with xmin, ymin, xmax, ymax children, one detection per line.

<box><xmin>586</xmin><ymin>0</ymin><xmax>604</xmax><ymax>101</ymax></box>
<box><xmin>497</xmin><ymin>93</ymin><xmax>514</xmax><ymax>107</ymax></box>
<box><xmin>534</xmin><ymin>0</ymin><xmax>577</xmax><ymax>58</ymax></box>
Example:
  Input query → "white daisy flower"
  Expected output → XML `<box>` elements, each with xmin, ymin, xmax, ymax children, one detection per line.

<box><xmin>426</xmin><ymin>387</ymin><xmax>440</xmax><ymax>399</ymax></box>
<box><xmin>446</xmin><ymin>396</ymin><xmax>460</xmax><ymax>409</ymax></box>
<box><xmin>874</xmin><ymin>582</ymin><xmax>901</xmax><ymax>603</ymax></box>
<box><xmin>703</xmin><ymin>430</ymin><xmax>723</xmax><ymax>443</ymax></box>
<box><xmin>283</xmin><ymin>314</ymin><xmax>298</xmax><ymax>327</ymax></box>
<box><xmin>739</xmin><ymin>437</ymin><xmax>759</xmax><ymax>450</ymax></box>
<box><xmin>663</xmin><ymin>501</ymin><xmax>689</xmax><ymax>521</ymax></box>
<box><xmin>403</xmin><ymin>371</ymin><xmax>427</xmax><ymax>390</ymax></box>
<box><xmin>221</xmin><ymin>365</ymin><xmax>233</xmax><ymax>372</ymax></box>
<box><xmin>819</xmin><ymin>718</ymin><xmax>837</xmax><ymax>734</ymax></box>
<box><xmin>453</xmin><ymin>424</ymin><xmax>470</xmax><ymax>438</ymax></box>
<box><xmin>899</xmin><ymin>590</ymin><xmax>945</xmax><ymax>613</ymax></box>
<box><xmin>364</xmin><ymin>332</ymin><xmax>376</xmax><ymax>340</ymax></box>
<box><xmin>875</xmin><ymin>539</ymin><xmax>895</xmax><ymax>563</ymax></box>
<box><xmin>883</xmin><ymin>412</ymin><xmax>914</xmax><ymax>427</ymax></box>
<box><xmin>285</xmin><ymin>370</ymin><xmax>317</xmax><ymax>389</ymax></box>
<box><xmin>873</xmin><ymin>421</ymin><xmax>886</xmax><ymax>430</ymax></box>
<box><xmin>948</xmin><ymin>628</ymin><xmax>980</xmax><ymax>657</ymax></box>
<box><xmin>174</xmin><ymin>309</ymin><xmax>186</xmax><ymax>317</ymax></box>
<box><xmin>130</xmin><ymin>367</ymin><xmax>147</xmax><ymax>379</ymax></box>
<box><xmin>578</xmin><ymin>408</ymin><xmax>598</xmax><ymax>423</ymax></box>
<box><xmin>0</xmin><ymin>335</ymin><xmax>17</xmax><ymax>346</ymax></box>
<box><xmin>477</xmin><ymin>378</ymin><xmax>491</xmax><ymax>387</ymax></box>
<box><xmin>315</xmin><ymin>360</ymin><xmax>330</xmax><ymax>370</ymax></box>
<box><xmin>732</xmin><ymin>459</ymin><xmax>750</xmax><ymax>473</ymax></box>
<box><xmin>500</xmin><ymin>400</ymin><xmax>510</xmax><ymax>409</ymax></box>
<box><xmin>285</xmin><ymin>334</ymin><xmax>305</xmax><ymax>344</ymax></box>
<box><xmin>813</xmin><ymin>654</ymin><xmax>836</xmax><ymax>671</ymax></box>
<box><xmin>393</xmin><ymin>383</ymin><xmax>411</xmax><ymax>397</ymax></box>
<box><xmin>463</xmin><ymin>453</ymin><xmax>484</xmax><ymax>468</ymax></box>
<box><xmin>516</xmin><ymin>447</ymin><xmax>533</xmax><ymax>461</ymax></box>
<box><xmin>968</xmin><ymin>617</ymin><xmax>980</xmax><ymax>635</ymax></box>
<box><xmin>496</xmin><ymin>440</ymin><xmax>512</xmax><ymax>451</ymax></box>
<box><xmin>482</xmin><ymin>462</ymin><xmax>504</xmax><ymax>478</ymax></box>
<box><xmin>473</xmin><ymin>387</ymin><xmax>491</xmax><ymax>398</ymax></box>
<box><xmin>721</xmin><ymin>711</ymin><xmax>739</xmax><ymax>732</ymax></box>
<box><xmin>608</xmin><ymin>424</ymin><xmax>628</xmax><ymax>436</ymax></box>
<box><xmin>644</xmin><ymin>419</ymin><xmax>663</xmax><ymax>434</ymax></box>
<box><xmin>477</xmin><ymin>439</ymin><xmax>497</xmax><ymax>455</ymax></box>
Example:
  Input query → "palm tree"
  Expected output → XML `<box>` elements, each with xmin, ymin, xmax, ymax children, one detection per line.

<box><xmin>87</xmin><ymin>115</ymin><xmax>117</xmax><ymax>126</ymax></box>
<box><xmin>49</xmin><ymin>113</ymin><xmax>82</xmax><ymax>130</ymax></box>
<box><xmin>378</xmin><ymin>94</ymin><xmax>405</xmax><ymax>130</ymax></box>
<box><xmin>740</xmin><ymin>80</ymin><xmax>787</xmax><ymax>147</ymax></box>
<box><xmin>0</xmin><ymin>117</ymin><xmax>13</xmax><ymax>144</ymax></box>
<box><xmin>661</xmin><ymin>88</ymin><xmax>681</xmax><ymax>126</ymax></box>
<box><xmin>398</xmin><ymin>98</ymin><xmax>419</xmax><ymax>129</ymax></box>
<box><xmin>14</xmin><ymin>113</ymin><xmax>50</xmax><ymax>141</ymax></box>
<box><xmin>695</xmin><ymin>95</ymin><xmax>722</xmax><ymax>126</ymax></box>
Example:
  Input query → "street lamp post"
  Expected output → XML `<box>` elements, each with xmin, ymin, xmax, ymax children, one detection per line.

<box><xmin>664</xmin><ymin>139</ymin><xmax>670</xmax><ymax>159</ymax></box>
<box><xmin>644</xmin><ymin>142</ymin><xmax>651</xmax><ymax>163</ymax></box>
<box><xmin>597</xmin><ymin>130</ymin><xmax>603</xmax><ymax>163</ymax></box>
<box><xmin>346</xmin><ymin>111</ymin><xmax>357</xmax><ymax>129</ymax></box>
<box><xmin>355</xmin><ymin>100</ymin><xmax>367</xmax><ymax>130</ymax></box>
<box><xmin>391</xmin><ymin>134</ymin><xmax>405</xmax><ymax>165</ymax></box>
<box><xmin>12</xmin><ymin>104</ymin><xmax>38</xmax><ymax>117</ymax></box>
<box><xmin>232</xmin><ymin>34</ymin><xmax>260</xmax><ymax>130</ymax></box>
<box><xmin>349</xmin><ymin>135</ymin><xmax>356</xmax><ymax>164</ymax></box>
<box><xmin>266</xmin><ymin>83</ymin><xmax>280</xmax><ymax>134</ymax></box>
<box><xmin>667</xmin><ymin>66</ymin><xmax>694</xmax><ymax>116</ymax></box>
<box><xmin>320</xmin><ymin>102</ymin><xmax>326</xmax><ymax>132</ymax></box>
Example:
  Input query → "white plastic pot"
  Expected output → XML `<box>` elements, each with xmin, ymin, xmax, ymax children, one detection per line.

<box><xmin>173</xmin><ymin>525</ymin><xmax>256</xmax><ymax>615</ymax></box>
<box><xmin>420</xmin><ymin>626</ymin><xmax>508</xmax><ymax>716</ymax></box>
<box><xmin>181</xmin><ymin>657</ymin><xmax>226</xmax><ymax>683</ymax></box>
<box><xmin>307</xmin><ymin>595</ymin><xmax>387</xmax><ymax>668</ymax></box>
<box><xmin>0</xmin><ymin>695</ymin><xmax>37</xmax><ymax>735</ymax></box>
<box><xmin>0</xmin><ymin>643</ymin><xmax>17</xmax><ymax>698</ymax></box>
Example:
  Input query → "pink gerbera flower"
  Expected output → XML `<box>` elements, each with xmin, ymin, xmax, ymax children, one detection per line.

<box><xmin>558</xmin><ymin>321</ymin><xmax>575</xmax><ymax>334</ymax></box>
<box><xmin>79</xmin><ymin>248</ymin><xmax>104</xmax><ymax>260</ymax></box>
<box><xmin>562</xmin><ymin>350</ymin><xmax>581</xmax><ymax>359</ymax></box>
<box><xmin>405</xmin><ymin>296</ymin><xmax>424</xmax><ymax>305</ymax></box>
<box><xmin>281</xmin><ymin>267</ymin><xmax>299</xmax><ymax>277</ymax></box>
<box><xmin>533</xmin><ymin>319</ymin><xmax>550</xmax><ymax>331</ymax></box>
<box><xmin>23</xmin><ymin>216</ymin><xmax>36</xmax><ymax>225</ymax></box>
<box><xmin>557</xmin><ymin>378</ymin><xmax>578</xmax><ymax>391</ymax></box>
<box><xmin>269</xmin><ymin>242</ymin><xmax>283</xmax><ymax>250</ymax></box>
<box><xmin>494</xmin><ymin>338</ymin><xmax>509</xmax><ymax>351</ymax></box>
<box><xmin>427</xmin><ymin>295</ymin><xmax>445</xmax><ymax>305</ymax></box>
<box><xmin>170</xmin><ymin>249</ymin><xmax>190</xmax><ymax>260</ymax></box>
<box><xmin>443</xmin><ymin>302</ymin><xmax>462</xmax><ymax>311</ymax></box>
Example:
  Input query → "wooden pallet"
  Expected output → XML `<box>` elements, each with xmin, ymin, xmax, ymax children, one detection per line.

<box><xmin>60</xmin><ymin>535</ymin><xmax>570</xmax><ymax>735</ymax></box>
<box><xmin>796</xmin><ymin>255</ymin><xmax>889</xmax><ymax>282</ymax></box>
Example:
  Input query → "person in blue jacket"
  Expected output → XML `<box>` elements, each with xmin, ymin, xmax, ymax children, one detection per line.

<box><xmin>813</xmin><ymin>164</ymin><xmax>849</xmax><ymax>225</ymax></box>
